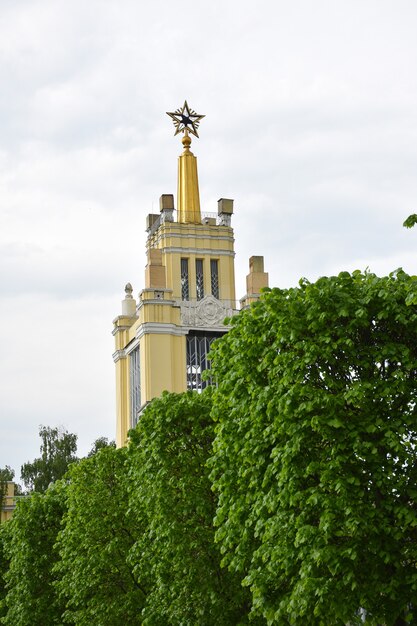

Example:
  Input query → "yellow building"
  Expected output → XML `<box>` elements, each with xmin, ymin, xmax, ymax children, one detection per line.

<box><xmin>0</xmin><ymin>482</ymin><xmax>16</xmax><ymax>523</ymax></box>
<box><xmin>113</xmin><ymin>102</ymin><xmax>268</xmax><ymax>447</ymax></box>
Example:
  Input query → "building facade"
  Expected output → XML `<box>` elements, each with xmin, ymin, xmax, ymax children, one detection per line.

<box><xmin>113</xmin><ymin>104</ymin><xmax>268</xmax><ymax>447</ymax></box>
<box><xmin>0</xmin><ymin>482</ymin><xmax>16</xmax><ymax>523</ymax></box>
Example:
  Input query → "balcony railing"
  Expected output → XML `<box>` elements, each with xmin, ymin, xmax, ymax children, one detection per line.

<box><xmin>147</xmin><ymin>210</ymin><xmax>228</xmax><ymax>237</ymax></box>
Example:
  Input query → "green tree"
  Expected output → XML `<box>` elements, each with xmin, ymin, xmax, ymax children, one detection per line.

<box><xmin>0</xmin><ymin>523</ymin><xmax>11</xmax><ymax>621</ymax></box>
<box><xmin>0</xmin><ymin>467</ymin><xmax>14</xmax><ymax>484</ymax></box>
<box><xmin>54</xmin><ymin>446</ymin><xmax>146</xmax><ymax>625</ymax></box>
<box><xmin>209</xmin><ymin>270</ymin><xmax>417</xmax><ymax>625</ymax></box>
<box><xmin>86</xmin><ymin>436</ymin><xmax>115</xmax><ymax>457</ymax></box>
<box><xmin>21</xmin><ymin>425</ymin><xmax>78</xmax><ymax>493</ymax></box>
<box><xmin>2</xmin><ymin>481</ymin><xmax>67</xmax><ymax>625</ymax></box>
<box><xmin>128</xmin><ymin>390</ymin><xmax>256</xmax><ymax>626</ymax></box>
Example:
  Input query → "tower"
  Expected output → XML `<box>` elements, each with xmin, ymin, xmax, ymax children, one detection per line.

<box><xmin>113</xmin><ymin>102</ymin><xmax>268</xmax><ymax>447</ymax></box>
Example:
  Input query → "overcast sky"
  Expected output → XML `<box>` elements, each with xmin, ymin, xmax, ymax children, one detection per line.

<box><xmin>1</xmin><ymin>0</ymin><xmax>417</xmax><ymax>481</ymax></box>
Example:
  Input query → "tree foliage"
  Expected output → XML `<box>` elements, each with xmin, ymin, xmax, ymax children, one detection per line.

<box><xmin>209</xmin><ymin>269</ymin><xmax>417</xmax><ymax>625</ymax></box>
<box><xmin>0</xmin><ymin>524</ymin><xmax>11</xmax><ymax>621</ymax></box>
<box><xmin>2</xmin><ymin>481</ymin><xmax>67</xmax><ymax>625</ymax></box>
<box><xmin>86</xmin><ymin>436</ymin><xmax>115</xmax><ymax>457</ymax></box>
<box><xmin>0</xmin><ymin>467</ymin><xmax>14</xmax><ymax>484</ymax></box>
<box><xmin>128</xmin><ymin>390</ymin><xmax>254</xmax><ymax>625</ymax></box>
<box><xmin>3</xmin><ymin>270</ymin><xmax>417</xmax><ymax>624</ymax></box>
<box><xmin>21</xmin><ymin>425</ymin><xmax>78</xmax><ymax>493</ymax></box>
<box><xmin>403</xmin><ymin>214</ymin><xmax>417</xmax><ymax>229</ymax></box>
<box><xmin>55</xmin><ymin>445</ymin><xmax>146</xmax><ymax>625</ymax></box>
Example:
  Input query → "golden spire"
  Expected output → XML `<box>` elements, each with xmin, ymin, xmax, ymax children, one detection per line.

<box><xmin>166</xmin><ymin>101</ymin><xmax>205</xmax><ymax>224</ymax></box>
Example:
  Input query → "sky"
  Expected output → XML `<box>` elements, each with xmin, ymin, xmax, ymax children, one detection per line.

<box><xmin>1</xmin><ymin>0</ymin><xmax>417</xmax><ymax>481</ymax></box>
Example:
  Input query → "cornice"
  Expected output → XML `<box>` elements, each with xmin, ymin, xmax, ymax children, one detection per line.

<box><xmin>148</xmin><ymin>230</ymin><xmax>234</xmax><ymax>248</ymax></box>
<box><xmin>112</xmin><ymin>315</ymin><xmax>138</xmax><ymax>335</ymax></box>
<box><xmin>135</xmin><ymin>322</ymin><xmax>188</xmax><ymax>339</ymax></box>
<box><xmin>137</xmin><ymin>297</ymin><xmax>178</xmax><ymax>308</ymax></box>
<box><xmin>161</xmin><ymin>247</ymin><xmax>235</xmax><ymax>257</ymax></box>
<box><xmin>112</xmin><ymin>349</ymin><xmax>127</xmax><ymax>363</ymax></box>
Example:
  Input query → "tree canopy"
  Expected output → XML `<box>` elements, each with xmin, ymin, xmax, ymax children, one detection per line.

<box><xmin>209</xmin><ymin>269</ymin><xmax>417</xmax><ymax>625</ymax></box>
<box><xmin>20</xmin><ymin>426</ymin><xmax>78</xmax><ymax>493</ymax></box>
<box><xmin>128</xmin><ymin>390</ymin><xmax>254</xmax><ymax>625</ymax></box>
<box><xmin>55</xmin><ymin>445</ymin><xmax>145</xmax><ymax>625</ymax></box>
<box><xmin>3</xmin><ymin>269</ymin><xmax>417</xmax><ymax>624</ymax></box>
<box><xmin>0</xmin><ymin>467</ymin><xmax>14</xmax><ymax>484</ymax></box>
<box><xmin>0</xmin><ymin>523</ymin><xmax>10</xmax><ymax>621</ymax></box>
<box><xmin>87</xmin><ymin>436</ymin><xmax>115</xmax><ymax>457</ymax></box>
<box><xmin>2</xmin><ymin>481</ymin><xmax>67</xmax><ymax>626</ymax></box>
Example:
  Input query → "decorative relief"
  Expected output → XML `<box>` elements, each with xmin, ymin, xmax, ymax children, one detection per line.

<box><xmin>180</xmin><ymin>295</ymin><xmax>233</xmax><ymax>327</ymax></box>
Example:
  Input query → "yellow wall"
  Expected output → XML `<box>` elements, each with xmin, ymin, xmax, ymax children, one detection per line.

<box><xmin>141</xmin><ymin>332</ymin><xmax>186</xmax><ymax>402</ymax></box>
<box><xmin>147</xmin><ymin>221</ymin><xmax>236</xmax><ymax>304</ymax></box>
<box><xmin>113</xmin><ymin>215</ymin><xmax>238</xmax><ymax>447</ymax></box>
<box><xmin>0</xmin><ymin>482</ymin><xmax>15</xmax><ymax>523</ymax></box>
<box><xmin>113</xmin><ymin>198</ymin><xmax>240</xmax><ymax>447</ymax></box>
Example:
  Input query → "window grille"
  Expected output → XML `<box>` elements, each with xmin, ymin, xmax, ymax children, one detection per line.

<box><xmin>181</xmin><ymin>258</ymin><xmax>189</xmax><ymax>301</ymax></box>
<box><xmin>196</xmin><ymin>259</ymin><xmax>204</xmax><ymax>300</ymax></box>
<box><xmin>130</xmin><ymin>346</ymin><xmax>141</xmax><ymax>428</ymax></box>
<box><xmin>210</xmin><ymin>259</ymin><xmax>219</xmax><ymax>299</ymax></box>
<box><xmin>186</xmin><ymin>331</ymin><xmax>222</xmax><ymax>392</ymax></box>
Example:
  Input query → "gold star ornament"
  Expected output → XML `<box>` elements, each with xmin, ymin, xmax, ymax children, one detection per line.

<box><xmin>166</xmin><ymin>101</ymin><xmax>205</xmax><ymax>138</ymax></box>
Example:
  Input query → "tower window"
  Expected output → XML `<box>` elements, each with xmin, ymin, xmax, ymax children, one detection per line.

<box><xmin>210</xmin><ymin>259</ymin><xmax>219</xmax><ymax>299</ymax></box>
<box><xmin>186</xmin><ymin>331</ymin><xmax>223</xmax><ymax>392</ymax></box>
<box><xmin>196</xmin><ymin>259</ymin><xmax>204</xmax><ymax>300</ymax></box>
<box><xmin>130</xmin><ymin>346</ymin><xmax>141</xmax><ymax>428</ymax></box>
<box><xmin>181</xmin><ymin>258</ymin><xmax>189</xmax><ymax>300</ymax></box>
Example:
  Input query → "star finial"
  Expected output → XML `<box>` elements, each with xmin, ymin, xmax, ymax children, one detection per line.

<box><xmin>166</xmin><ymin>100</ymin><xmax>205</xmax><ymax>138</ymax></box>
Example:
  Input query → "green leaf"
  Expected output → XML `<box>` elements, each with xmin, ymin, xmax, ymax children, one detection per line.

<box><xmin>209</xmin><ymin>269</ymin><xmax>417</xmax><ymax>625</ymax></box>
<box><xmin>403</xmin><ymin>213</ymin><xmax>417</xmax><ymax>228</ymax></box>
